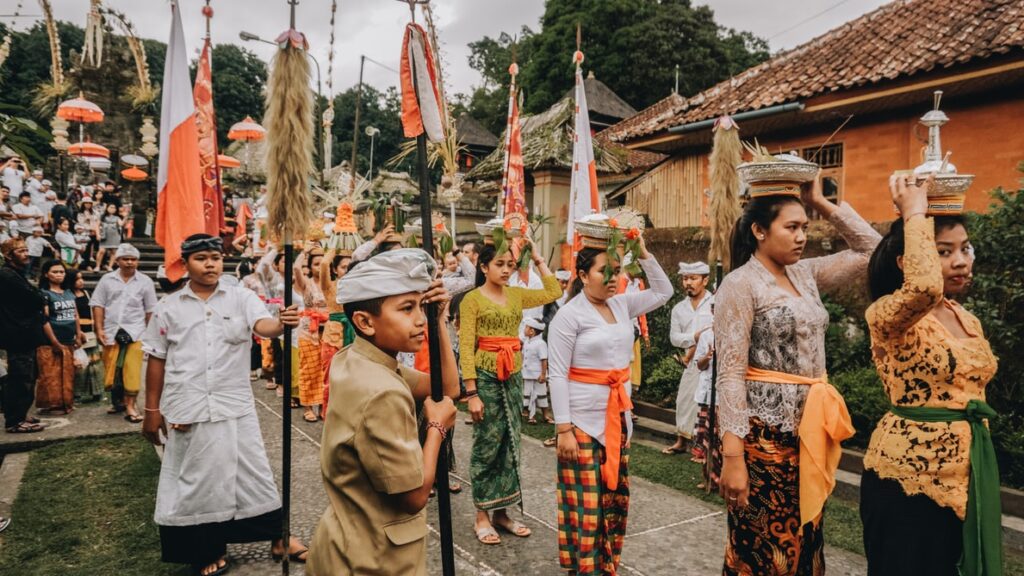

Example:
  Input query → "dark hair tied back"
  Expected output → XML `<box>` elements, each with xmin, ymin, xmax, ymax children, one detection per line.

<box><xmin>475</xmin><ymin>243</ymin><xmax>498</xmax><ymax>287</ymax></box>
<box><xmin>569</xmin><ymin>247</ymin><xmax>603</xmax><ymax>299</ymax></box>
<box><xmin>868</xmin><ymin>216</ymin><xmax>967</xmax><ymax>301</ymax></box>
<box><xmin>730</xmin><ymin>195</ymin><xmax>805</xmax><ymax>269</ymax></box>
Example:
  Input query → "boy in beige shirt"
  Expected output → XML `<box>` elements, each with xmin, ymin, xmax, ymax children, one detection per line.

<box><xmin>308</xmin><ymin>249</ymin><xmax>459</xmax><ymax>575</ymax></box>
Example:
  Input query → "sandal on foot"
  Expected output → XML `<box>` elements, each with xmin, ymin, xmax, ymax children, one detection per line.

<box><xmin>527</xmin><ymin>418</ymin><xmax>537</xmax><ymax>425</ymax></box>
<box><xmin>303</xmin><ymin>412</ymin><xmax>318</xmax><ymax>423</ymax></box>
<box><xmin>449</xmin><ymin>482</ymin><xmax>463</xmax><ymax>494</ymax></box>
<box><xmin>124</xmin><ymin>414</ymin><xmax>143</xmax><ymax>423</ymax></box>
<box><xmin>544</xmin><ymin>416</ymin><xmax>555</xmax><ymax>424</ymax></box>
<box><xmin>543</xmin><ymin>437</ymin><xmax>557</xmax><ymax>447</ymax></box>
<box><xmin>271</xmin><ymin>546</ymin><xmax>308</xmax><ymax>564</ymax></box>
<box><xmin>494</xmin><ymin>518</ymin><xmax>531</xmax><ymax>538</ymax></box>
<box><xmin>265</xmin><ymin>382</ymin><xmax>277</xmax><ymax>390</ymax></box>
<box><xmin>6</xmin><ymin>422</ymin><xmax>44</xmax><ymax>434</ymax></box>
<box><xmin>475</xmin><ymin>526</ymin><xmax>501</xmax><ymax>545</ymax></box>
<box><xmin>193</xmin><ymin>559</ymin><xmax>230</xmax><ymax>576</ymax></box>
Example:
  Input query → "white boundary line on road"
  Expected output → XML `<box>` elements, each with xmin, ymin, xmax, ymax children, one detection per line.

<box><xmin>255</xmin><ymin>397</ymin><xmax>504</xmax><ymax>576</ymax></box>
<box><xmin>624</xmin><ymin>510</ymin><xmax>723</xmax><ymax>538</ymax></box>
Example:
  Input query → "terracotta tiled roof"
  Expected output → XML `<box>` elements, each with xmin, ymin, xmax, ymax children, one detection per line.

<box><xmin>607</xmin><ymin>0</ymin><xmax>1024</xmax><ymax>143</ymax></box>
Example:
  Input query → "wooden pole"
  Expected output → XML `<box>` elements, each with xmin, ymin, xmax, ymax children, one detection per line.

<box><xmin>408</xmin><ymin>13</ymin><xmax>455</xmax><ymax>573</ymax></box>
<box><xmin>348</xmin><ymin>55</ymin><xmax>364</xmax><ymax>194</ymax></box>
<box><xmin>282</xmin><ymin>4</ymin><xmax>297</xmax><ymax>571</ymax></box>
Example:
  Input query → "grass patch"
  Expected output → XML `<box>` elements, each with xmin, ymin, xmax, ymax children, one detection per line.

<box><xmin>0</xmin><ymin>435</ymin><xmax>187</xmax><ymax>576</ymax></box>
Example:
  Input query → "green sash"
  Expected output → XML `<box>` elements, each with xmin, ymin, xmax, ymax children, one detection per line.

<box><xmin>890</xmin><ymin>400</ymin><xmax>1002</xmax><ymax>576</ymax></box>
<box><xmin>328</xmin><ymin>312</ymin><xmax>355</xmax><ymax>346</ymax></box>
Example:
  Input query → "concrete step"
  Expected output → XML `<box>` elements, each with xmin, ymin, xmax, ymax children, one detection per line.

<box><xmin>631</xmin><ymin>401</ymin><xmax>1024</xmax><ymax>553</ymax></box>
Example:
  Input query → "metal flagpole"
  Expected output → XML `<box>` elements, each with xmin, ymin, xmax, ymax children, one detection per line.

<box><xmin>403</xmin><ymin>3</ymin><xmax>455</xmax><ymax>574</ymax></box>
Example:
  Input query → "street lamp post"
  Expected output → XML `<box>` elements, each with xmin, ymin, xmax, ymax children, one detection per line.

<box><xmin>365</xmin><ymin>125</ymin><xmax>379</xmax><ymax>183</ymax></box>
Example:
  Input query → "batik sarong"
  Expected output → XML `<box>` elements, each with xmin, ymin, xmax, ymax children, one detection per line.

<box><xmin>557</xmin><ymin>424</ymin><xmax>630</xmax><ymax>576</ymax></box>
<box><xmin>470</xmin><ymin>369</ymin><xmax>522</xmax><ymax>511</ymax></box>
<box><xmin>36</xmin><ymin>345</ymin><xmax>74</xmax><ymax>412</ymax></box>
<box><xmin>298</xmin><ymin>337</ymin><xmax>323</xmax><ymax>407</ymax></box>
<box><xmin>724</xmin><ymin>417</ymin><xmax>824</xmax><ymax>576</ymax></box>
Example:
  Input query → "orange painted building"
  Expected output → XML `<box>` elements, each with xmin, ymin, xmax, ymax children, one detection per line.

<box><xmin>605</xmin><ymin>0</ymin><xmax>1024</xmax><ymax>225</ymax></box>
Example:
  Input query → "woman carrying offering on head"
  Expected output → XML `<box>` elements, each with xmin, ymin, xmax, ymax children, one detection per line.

<box><xmin>548</xmin><ymin>218</ymin><xmax>672</xmax><ymax>576</ymax></box>
<box><xmin>459</xmin><ymin>233</ymin><xmax>562</xmax><ymax>545</ymax></box>
<box><xmin>860</xmin><ymin>174</ymin><xmax>1001</xmax><ymax>576</ymax></box>
<box><xmin>716</xmin><ymin>168</ymin><xmax>880</xmax><ymax>575</ymax></box>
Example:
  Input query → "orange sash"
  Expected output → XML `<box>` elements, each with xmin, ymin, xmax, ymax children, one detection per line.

<box><xmin>568</xmin><ymin>366</ymin><xmax>632</xmax><ymax>490</ymax></box>
<box><xmin>476</xmin><ymin>336</ymin><xmax>522</xmax><ymax>381</ymax></box>
<box><xmin>301</xmin><ymin>309</ymin><xmax>330</xmax><ymax>333</ymax></box>
<box><xmin>745</xmin><ymin>367</ymin><xmax>855</xmax><ymax>527</ymax></box>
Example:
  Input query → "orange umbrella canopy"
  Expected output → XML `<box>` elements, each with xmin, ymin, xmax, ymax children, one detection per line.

<box><xmin>57</xmin><ymin>93</ymin><xmax>105</xmax><ymax>123</ymax></box>
<box><xmin>228</xmin><ymin>116</ymin><xmax>266</xmax><ymax>142</ymax></box>
<box><xmin>121</xmin><ymin>167</ymin><xmax>148</xmax><ymax>181</ymax></box>
<box><xmin>217</xmin><ymin>154</ymin><xmax>241</xmax><ymax>168</ymax></box>
<box><xmin>68</xmin><ymin>142</ymin><xmax>110</xmax><ymax>158</ymax></box>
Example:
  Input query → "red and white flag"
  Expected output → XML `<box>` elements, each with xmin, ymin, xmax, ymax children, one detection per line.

<box><xmin>155</xmin><ymin>1</ymin><xmax>205</xmax><ymax>282</ymax></box>
<box><xmin>399</xmin><ymin>23</ymin><xmax>445</xmax><ymax>142</ymax></box>
<box><xmin>567</xmin><ymin>52</ymin><xmax>599</xmax><ymax>251</ymax></box>
<box><xmin>194</xmin><ymin>35</ymin><xmax>223</xmax><ymax>237</ymax></box>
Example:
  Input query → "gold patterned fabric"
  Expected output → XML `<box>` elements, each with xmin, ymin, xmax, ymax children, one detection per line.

<box><xmin>863</xmin><ymin>216</ymin><xmax>998</xmax><ymax>519</ymax></box>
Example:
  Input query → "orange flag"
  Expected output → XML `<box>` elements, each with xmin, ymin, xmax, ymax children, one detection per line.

<box><xmin>194</xmin><ymin>36</ymin><xmax>223</xmax><ymax>237</ymax></box>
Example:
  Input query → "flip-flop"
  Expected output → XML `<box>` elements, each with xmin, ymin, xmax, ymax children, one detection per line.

<box><xmin>542</xmin><ymin>437</ymin><xmax>557</xmax><ymax>447</ymax></box>
<box><xmin>475</xmin><ymin>526</ymin><xmax>501</xmax><ymax>545</ymax></box>
<box><xmin>494</xmin><ymin>518</ymin><xmax>531</xmax><ymax>538</ymax></box>
<box><xmin>193</xmin><ymin>559</ymin><xmax>230</xmax><ymax>576</ymax></box>
<box><xmin>5</xmin><ymin>422</ymin><xmax>44</xmax><ymax>434</ymax></box>
<box><xmin>303</xmin><ymin>412</ymin><xmax>318</xmax><ymax>423</ymax></box>
<box><xmin>124</xmin><ymin>414</ymin><xmax>143</xmax><ymax>423</ymax></box>
<box><xmin>271</xmin><ymin>546</ymin><xmax>308</xmax><ymax>564</ymax></box>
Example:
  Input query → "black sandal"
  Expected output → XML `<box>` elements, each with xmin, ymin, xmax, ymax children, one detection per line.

<box><xmin>6</xmin><ymin>422</ymin><xmax>44</xmax><ymax>434</ymax></box>
<box><xmin>271</xmin><ymin>546</ymin><xmax>308</xmax><ymax>564</ymax></box>
<box><xmin>192</xmin><ymin>558</ymin><xmax>230</xmax><ymax>576</ymax></box>
<box><xmin>124</xmin><ymin>414</ymin><xmax>143</xmax><ymax>423</ymax></box>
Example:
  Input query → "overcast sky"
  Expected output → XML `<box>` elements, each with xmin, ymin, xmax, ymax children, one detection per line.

<box><xmin>20</xmin><ymin>0</ymin><xmax>892</xmax><ymax>102</ymax></box>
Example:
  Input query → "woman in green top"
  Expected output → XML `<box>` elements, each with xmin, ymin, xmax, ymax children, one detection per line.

<box><xmin>36</xmin><ymin>259</ymin><xmax>83</xmax><ymax>414</ymax></box>
<box><xmin>460</xmin><ymin>240</ymin><xmax>561</xmax><ymax>545</ymax></box>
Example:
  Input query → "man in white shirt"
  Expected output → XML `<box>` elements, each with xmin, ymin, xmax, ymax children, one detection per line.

<box><xmin>25</xmin><ymin>169</ymin><xmax>43</xmax><ymax>198</ymax></box>
<box><xmin>662</xmin><ymin>261</ymin><xmax>714</xmax><ymax>455</ymax></box>
<box><xmin>1</xmin><ymin>157</ymin><xmax>26</xmax><ymax>197</ymax></box>
<box><xmin>141</xmin><ymin>233</ymin><xmax>305</xmax><ymax>575</ymax></box>
<box><xmin>11</xmin><ymin>192</ymin><xmax>43</xmax><ymax>237</ymax></box>
<box><xmin>90</xmin><ymin>243</ymin><xmax>158</xmax><ymax>421</ymax></box>
<box><xmin>520</xmin><ymin>317</ymin><xmax>550</xmax><ymax>423</ymax></box>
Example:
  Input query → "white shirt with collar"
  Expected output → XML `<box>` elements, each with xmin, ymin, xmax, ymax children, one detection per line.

<box><xmin>89</xmin><ymin>269</ymin><xmax>158</xmax><ymax>345</ymax></box>
<box><xmin>521</xmin><ymin>333</ymin><xmax>548</xmax><ymax>380</ymax></box>
<box><xmin>669</xmin><ymin>290</ymin><xmax>714</xmax><ymax>354</ymax></box>
<box><xmin>142</xmin><ymin>281</ymin><xmax>272</xmax><ymax>424</ymax></box>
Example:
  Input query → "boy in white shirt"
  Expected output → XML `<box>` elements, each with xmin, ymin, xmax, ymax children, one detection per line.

<box><xmin>11</xmin><ymin>192</ymin><xmax>43</xmax><ymax>238</ymax></box>
<box><xmin>520</xmin><ymin>317</ymin><xmax>551</xmax><ymax>424</ymax></box>
<box><xmin>25</xmin><ymin>226</ymin><xmax>49</xmax><ymax>277</ymax></box>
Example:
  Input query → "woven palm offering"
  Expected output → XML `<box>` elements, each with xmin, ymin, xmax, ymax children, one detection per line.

<box><xmin>738</xmin><ymin>140</ymin><xmax>819</xmax><ymax>198</ymax></box>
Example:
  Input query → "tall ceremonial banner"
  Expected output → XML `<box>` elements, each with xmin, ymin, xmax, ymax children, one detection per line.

<box><xmin>155</xmin><ymin>1</ymin><xmax>205</xmax><ymax>282</ymax></box>
<box><xmin>400</xmin><ymin>23</ymin><xmax>445</xmax><ymax>143</ymax></box>
<box><xmin>194</xmin><ymin>34</ymin><xmax>223</xmax><ymax>237</ymax></box>
<box><xmin>502</xmin><ymin>65</ymin><xmax>525</xmax><ymax>217</ymax></box>
<box><xmin>567</xmin><ymin>49</ymin><xmax>598</xmax><ymax>263</ymax></box>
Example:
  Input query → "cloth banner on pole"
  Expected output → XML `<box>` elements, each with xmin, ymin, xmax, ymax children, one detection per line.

<box><xmin>194</xmin><ymin>37</ymin><xmax>224</xmax><ymax>237</ymax></box>
<box><xmin>155</xmin><ymin>0</ymin><xmax>205</xmax><ymax>282</ymax></box>
<box><xmin>566</xmin><ymin>53</ymin><xmax>598</xmax><ymax>268</ymax></box>
<box><xmin>502</xmin><ymin>89</ymin><xmax>525</xmax><ymax>218</ymax></box>
<box><xmin>399</xmin><ymin>23</ymin><xmax>445</xmax><ymax>143</ymax></box>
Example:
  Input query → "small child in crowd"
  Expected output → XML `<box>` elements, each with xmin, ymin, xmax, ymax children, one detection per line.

<box><xmin>521</xmin><ymin>317</ymin><xmax>552</xmax><ymax>424</ymax></box>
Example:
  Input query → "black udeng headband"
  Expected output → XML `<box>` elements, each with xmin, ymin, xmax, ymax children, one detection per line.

<box><xmin>180</xmin><ymin>236</ymin><xmax>224</xmax><ymax>256</ymax></box>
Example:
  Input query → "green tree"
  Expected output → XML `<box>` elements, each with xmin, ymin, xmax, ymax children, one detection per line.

<box><xmin>329</xmin><ymin>84</ymin><xmax>408</xmax><ymax>177</ymax></box>
<box><xmin>511</xmin><ymin>0</ymin><xmax>769</xmax><ymax>114</ymax></box>
<box><xmin>463</xmin><ymin>27</ymin><xmax>535</xmax><ymax>135</ymax></box>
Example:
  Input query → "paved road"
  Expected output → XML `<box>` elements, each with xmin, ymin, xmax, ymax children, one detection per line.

<box><xmin>237</xmin><ymin>381</ymin><xmax>867</xmax><ymax>576</ymax></box>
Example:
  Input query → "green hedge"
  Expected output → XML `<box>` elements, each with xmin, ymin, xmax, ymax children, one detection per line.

<box><xmin>639</xmin><ymin>165</ymin><xmax>1024</xmax><ymax>488</ymax></box>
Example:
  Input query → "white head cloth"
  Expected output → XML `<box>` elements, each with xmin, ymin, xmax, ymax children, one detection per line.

<box><xmin>678</xmin><ymin>261</ymin><xmax>710</xmax><ymax>276</ymax></box>
<box><xmin>337</xmin><ymin>248</ymin><xmax>436</xmax><ymax>305</ymax></box>
<box><xmin>555</xmin><ymin>270</ymin><xmax>571</xmax><ymax>282</ymax></box>
<box><xmin>524</xmin><ymin>317</ymin><xmax>546</xmax><ymax>332</ymax></box>
<box><xmin>115</xmin><ymin>243</ymin><xmax>141</xmax><ymax>259</ymax></box>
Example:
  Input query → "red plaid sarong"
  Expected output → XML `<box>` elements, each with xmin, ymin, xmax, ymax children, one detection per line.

<box><xmin>557</xmin><ymin>422</ymin><xmax>630</xmax><ymax>575</ymax></box>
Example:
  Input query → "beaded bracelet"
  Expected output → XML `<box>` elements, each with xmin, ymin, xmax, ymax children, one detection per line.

<box><xmin>426</xmin><ymin>421</ymin><xmax>448</xmax><ymax>441</ymax></box>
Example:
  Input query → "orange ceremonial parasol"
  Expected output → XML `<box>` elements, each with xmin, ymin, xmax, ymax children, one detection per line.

<box><xmin>121</xmin><ymin>166</ymin><xmax>148</xmax><ymax>181</ymax></box>
<box><xmin>68</xmin><ymin>141</ymin><xmax>110</xmax><ymax>158</ymax></box>
<box><xmin>57</xmin><ymin>93</ymin><xmax>105</xmax><ymax>124</ymax></box>
<box><xmin>217</xmin><ymin>154</ymin><xmax>241</xmax><ymax>169</ymax></box>
<box><xmin>228</xmin><ymin>116</ymin><xmax>266</xmax><ymax>142</ymax></box>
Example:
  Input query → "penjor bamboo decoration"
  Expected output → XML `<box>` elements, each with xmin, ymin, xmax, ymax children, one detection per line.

<box><xmin>707</xmin><ymin>115</ymin><xmax>743</xmax><ymax>272</ymax></box>
<box><xmin>33</xmin><ymin>0</ymin><xmax>68</xmax><ymax>114</ymax></box>
<box><xmin>264</xmin><ymin>4</ymin><xmax>313</xmax><ymax>573</ymax></box>
<box><xmin>264</xmin><ymin>31</ymin><xmax>314</xmax><ymax>242</ymax></box>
